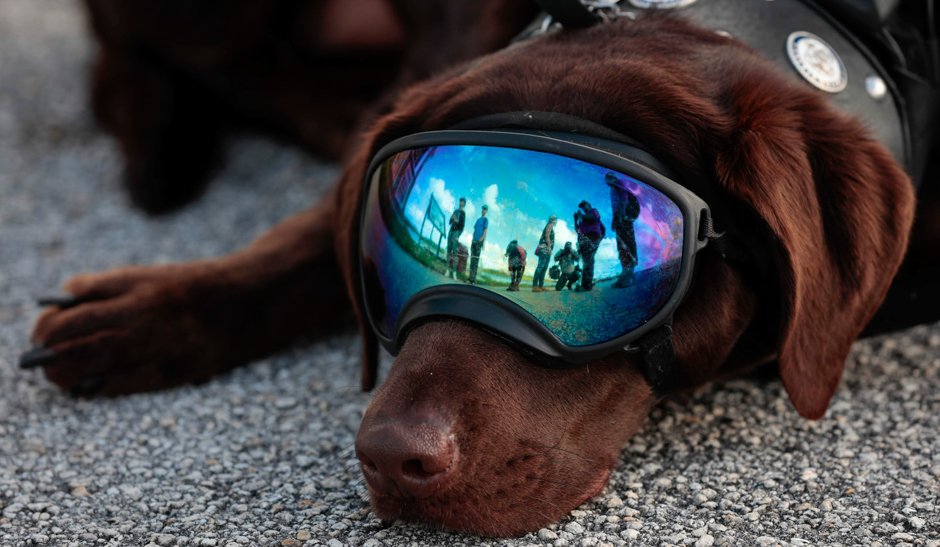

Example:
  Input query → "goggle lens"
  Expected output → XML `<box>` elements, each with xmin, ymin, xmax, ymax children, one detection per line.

<box><xmin>361</xmin><ymin>145</ymin><xmax>684</xmax><ymax>347</ymax></box>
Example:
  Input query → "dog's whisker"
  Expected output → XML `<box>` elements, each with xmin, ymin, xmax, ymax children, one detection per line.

<box><xmin>523</xmin><ymin>494</ymin><xmax>559</xmax><ymax>508</ymax></box>
<box><xmin>335</xmin><ymin>442</ymin><xmax>357</xmax><ymax>458</ymax></box>
<box><xmin>541</xmin><ymin>456</ymin><xmax>606</xmax><ymax>467</ymax></box>
<box><xmin>442</xmin><ymin>507</ymin><xmax>456</xmax><ymax>531</ymax></box>
<box><xmin>527</xmin><ymin>476</ymin><xmax>591</xmax><ymax>495</ymax></box>
<box><xmin>529</xmin><ymin>443</ymin><xmax>600</xmax><ymax>465</ymax></box>
<box><xmin>510</xmin><ymin>502</ymin><xmax>551</xmax><ymax>522</ymax></box>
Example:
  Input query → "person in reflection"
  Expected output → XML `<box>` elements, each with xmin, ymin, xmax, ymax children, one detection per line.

<box><xmin>568</xmin><ymin>265</ymin><xmax>582</xmax><ymax>290</ymax></box>
<box><xmin>504</xmin><ymin>239</ymin><xmax>526</xmax><ymax>292</ymax></box>
<box><xmin>554</xmin><ymin>242</ymin><xmax>580</xmax><ymax>291</ymax></box>
<box><xmin>606</xmin><ymin>173</ymin><xmax>641</xmax><ymax>289</ymax></box>
<box><xmin>574</xmin><ymin>200</ymin><xmax>604</xmax><ymax>292</ymax></box>
<box><xmin>532</xmin><ymin>215</ymin><xmax>557</xmax><ymax>292</ymax></box>
<box><xmin>447</xmin><ymin>198</ymin><xmax>467</xmax><ymax>279</ymax></box>
<box><xmin>468</xmin><ymin>205</ymin><xmax>488</xmax><ymax>284</ymax></box>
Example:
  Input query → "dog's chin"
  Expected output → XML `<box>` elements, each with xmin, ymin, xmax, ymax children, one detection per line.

<box><xmin>367</xmin><ymin>464</ymin><xmax>612</xmax><ymax>537</ymax></box>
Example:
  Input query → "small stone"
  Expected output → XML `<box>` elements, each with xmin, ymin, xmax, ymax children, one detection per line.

<box><xmin>363</xmin><ymin>540</ymin><xmax>383</xmax><ymax>547</ymax></box>
<box><xmin>2</xmin><ymin>503</ymin><xmax>23</xmax><ymax>517</ymax></box>
<box><xmin>72</xmin><ymin>486</ymin><xmax>90</xmax><ymax>497</ymax></box>
<box><xmin>605</xmin><ymin>496</ymin><xmax>623</xmax><ymax>508</ymax></box>
<box><xmin>909</xmin><ymin>517</ymin><xmax>926</xmax><ymax>530</ymax></box>
<box><xmin>622</xmin><ymin>529</ymin><xmax>639</xmax><ymax>540</ymax></box>
<box><xmin>820</xmin><ymin>500</ymin><xmax>833</xmax><ymax>511</ymax></box>
<box><xmin>327</xmin><ymin>540</ymin><xmax>344</xmax><ymax>547</ymax></box>
<box><xmin>695</xmin><ymin>535</ymin><xmax>715</xmax><ymax>547</ymax></box>
<box><xmin>756</xmin><ymin>537</ymin><xmax>776</xmax><ymax>546</ymax></box>
<box><xmin>320</xmin><ymin>476</ymin><xmax>343</xmax><ymax>489</ymax></box>
<box><xmin>296</xmin><ymin>531</ymin><xmax>311</xmax><ymax>540</ymax></box>
<box><xmin>274</xmin><ymin>397</ymin><xmax>297</xmax><ymax>409</ymax></box>
<box><xmin>281</xmin><ymin>540</ymin><xmax>301</xmax><ymax>547</ymax></box>
<box><xmin>800</xmin><ymin>470</ymin><xmax>818</xmax><ymax>481</ymax></box>
<box><xmin>565</xmin><ymin>521</ymin><xmax>585</xmax><ymax>535</ymax></box>
<box><xmin>155</xmin><ymin>534</ymin><xmax>176</xmax><ymax>545</ymax></box>
<box><xmin>892</xmin><ymin>532</ymin><xmax>915</xmax><ymax>541</ymax></box>
<box><xmin>242</xmin><ymin>480</ymin><xmax>266</xmax><ymax>492</ymax></box>
<box><xmin>539</xmin><ymin>529</ymin><xmax>559</xmax><ymax>540</ymax></box>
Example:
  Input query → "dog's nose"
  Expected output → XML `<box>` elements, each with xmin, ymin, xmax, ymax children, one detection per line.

<box><xmin>355</xmin><ymin>417</ymin><xmax>457</xmax><ymax>499</ymax></box>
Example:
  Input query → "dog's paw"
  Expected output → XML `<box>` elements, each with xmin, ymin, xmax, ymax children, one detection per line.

<box><xmin>21</xmin><ymin>264</ymin><xmax>243</xmax><ymax>396</ymax></box>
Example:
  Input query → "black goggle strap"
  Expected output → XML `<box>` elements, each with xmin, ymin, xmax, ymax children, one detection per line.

<box><xmin>626</xmin><ymin>318</ymin><xmax>679</xmax><ymax>397</ymax></box>
<box><xmin>532</xmin><ymin>0</ymin><xmax>599</xmax><ymax>29</ymax></box>
<box><xmin>629</xmin><ymin>218</ymin><xmax>749</xmax><ymax>398</ymax></box>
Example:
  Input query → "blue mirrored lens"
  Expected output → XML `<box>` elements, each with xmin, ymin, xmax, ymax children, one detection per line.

<box><xmin>361</xmin><ymin>145</ymin><xmax>684</xmax><ymax>346</ymax></box>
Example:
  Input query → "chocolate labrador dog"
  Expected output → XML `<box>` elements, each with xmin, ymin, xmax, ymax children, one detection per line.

<box><xmin>22</xmin><ymin>0</ymin><xmax>939</xmax><ymax>537</ymax></box>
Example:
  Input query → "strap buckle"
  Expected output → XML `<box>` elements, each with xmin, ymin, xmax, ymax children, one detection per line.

<box><xmin>532</xmin><ymin>0</ymin><xmax>633</xmax><ymax>32</ymax></box>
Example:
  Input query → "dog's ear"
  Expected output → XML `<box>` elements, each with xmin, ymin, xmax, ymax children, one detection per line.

<box><xmin>334</xmin><ymin>144</ymin><xmax>381</xmax><ymax>391</ymax></box>
<box><xmin>714</xmin><ymin>71</ymin><xmax>915</xmax><ymax>419</ymax></box>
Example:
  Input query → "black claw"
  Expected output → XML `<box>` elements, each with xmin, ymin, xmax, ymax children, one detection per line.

<box><xmin>70</xmin><ymin>375</ymin><xmax>105</xmax><ymax>397</ymax></box>
<box><xmin>37</xmin><ymin>294</ymin><xmax>78</xmax><ymax>309</ymax></box>
<box><xmin>19</xmin><ymin>345</ymin><xmax>56</xmax><ymax>369</ymax></box>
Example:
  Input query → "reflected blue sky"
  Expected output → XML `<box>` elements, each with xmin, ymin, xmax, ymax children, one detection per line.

<box><xmin>402</xmin><ymin>146</ymin><xmax>682</xmax><ymax>279</ymax></box>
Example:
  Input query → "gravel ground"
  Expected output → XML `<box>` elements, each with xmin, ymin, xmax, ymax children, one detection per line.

<box><xmin>1</xmin><ymin>1</ymin><xmax>939</xmax><ymax>546</ymax></box>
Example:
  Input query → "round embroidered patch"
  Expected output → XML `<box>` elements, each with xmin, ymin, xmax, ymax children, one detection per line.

<box><xmin>786</xmin><ymin>31</ymin><xmax>847</xmax><ymax>93</ymax></box>
<box><xmin>627</xmin><ymin>0</ymin><xmax>697</xmax><ymax>9</ymax></box>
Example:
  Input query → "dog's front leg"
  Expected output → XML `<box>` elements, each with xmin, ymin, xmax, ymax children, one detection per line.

<box><xmin>21</xmin><ymin>191</ymin><xmax>349</xmax><ymax>396</ymax></box>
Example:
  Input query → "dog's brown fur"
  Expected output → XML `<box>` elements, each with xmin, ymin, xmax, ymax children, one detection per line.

<box><xmin>29</xmin><ymin>0</ymin><xmax>917</xmax><ymax>537</ymax></box>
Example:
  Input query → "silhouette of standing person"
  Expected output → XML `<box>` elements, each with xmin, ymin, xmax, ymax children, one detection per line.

<box><xmin>606</xmin><ymin>173</ymin><xmax>640</xmax><ymax>288</ymax></box>
<box><xmin>504</xmin><ymin>240</ymin><xmax>526</xmax><ymax>291</ymax></box>
<box><xmin>446</xmin><ymin>198</ymin><xmax>466</xmax><ymax>279</ymax></box>
<box><xmin>574</xmin><ymin>200</ymin><xmax>603</xmax><ymax>291</ymax></box>
<box><xmin>532</xmin><ymin>215</ymin><xmax>557</xmax><ymax>292</ymax></box>
<box><xmin>468</xmin><ymin>205</ymin><xmax>488</xmax><ymax>284</ymax></box>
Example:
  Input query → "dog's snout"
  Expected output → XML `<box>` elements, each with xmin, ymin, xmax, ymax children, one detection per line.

<box><xmin>356</xmin><ymin>417</ymin><xmax>457</xmax><ymax>499</ymax></box>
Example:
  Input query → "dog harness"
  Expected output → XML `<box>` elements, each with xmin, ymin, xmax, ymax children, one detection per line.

<box><xmin>528</xmin><ymin>0</ymin><xmax>940</xmax><ymax>190</ymax></box>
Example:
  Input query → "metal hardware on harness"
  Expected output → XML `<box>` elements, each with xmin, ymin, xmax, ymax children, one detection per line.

<box><xmin>533</xmin><ymin>0</ymin><xmax>633</xmax><ymax>31</ymax></box>
<box><xmin>582</xmin><ymin>0</ymin><xmax>630</xmax><ymax>23</ymax></box>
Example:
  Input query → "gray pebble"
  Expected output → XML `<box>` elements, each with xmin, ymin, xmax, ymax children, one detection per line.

<box><xmin>695</xmin><ymin>535</ymin><xmax>714</xmax><ymax>547</ymax></box>
<box><xmin>565</xmin><ymin>522</ymin><xmax>585</xmax><ymax>535</ymax></box>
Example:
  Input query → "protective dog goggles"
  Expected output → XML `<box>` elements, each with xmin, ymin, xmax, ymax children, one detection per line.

<box><xmin>359</xmin><ymin>129</ymin><xmax>712</xmax><ymax>371</ymax></box>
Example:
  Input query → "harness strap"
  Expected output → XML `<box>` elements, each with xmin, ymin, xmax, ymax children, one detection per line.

<box><xmin>532</xmin><ymin>0</ymin><xmax>599</xmax><ymax>28</ymax></box>
<box><xmin>632</xmin><ymin>321</ymin><xmax>679</xmax><ymax>396</ymax></box>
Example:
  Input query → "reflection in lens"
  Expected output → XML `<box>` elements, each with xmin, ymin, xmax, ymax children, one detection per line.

<box><xmin>361</xmin><ymin>145</ymin><xmax>684</xmax><ymax>346</ymax></box>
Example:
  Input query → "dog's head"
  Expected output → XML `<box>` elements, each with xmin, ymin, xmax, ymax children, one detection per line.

<box><xmin>333</xmin><ymin>14</ymin><xmax>914</xmax><ymax>536</ymax></box>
